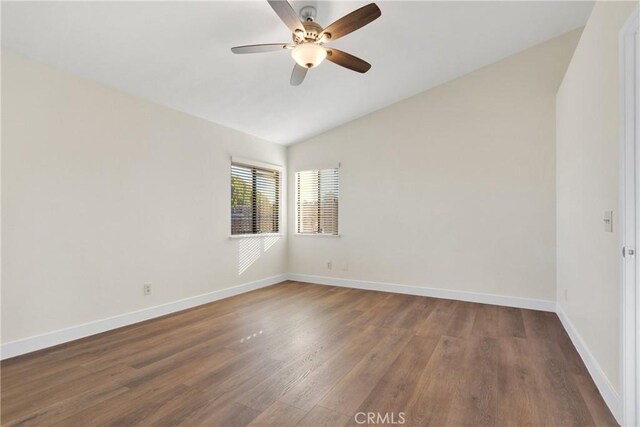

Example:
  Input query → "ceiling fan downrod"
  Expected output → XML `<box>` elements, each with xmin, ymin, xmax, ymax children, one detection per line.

<box><xmin>299</xmin><ymin>6</ymin><xmax>317</xmax><ymax>22</ymax></box>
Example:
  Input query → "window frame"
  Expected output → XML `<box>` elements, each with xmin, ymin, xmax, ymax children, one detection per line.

<box><xmin>294</xmin><ymin>166</ymin><xmax>340</xmax><ymax>237</ymax></box>
<box><xmin>230</xmin><ymin>157</ymin><xmax>283</xmax><ymax>239</ymax></box>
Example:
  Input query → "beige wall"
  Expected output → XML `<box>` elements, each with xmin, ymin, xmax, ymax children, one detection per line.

<box><xmin>556</xmin><ymin>1</ymin><xmax>637</xmax><ymax>393</ymax></box>
<box><xmin>1</xmin><ymin>51</ymin><xmax>287</xmax><ymax>343</ymax></box>
<box><xmin>287</xmin><ymin>30</ymin><xmax>581</xmax><ymax>302</ymax></box>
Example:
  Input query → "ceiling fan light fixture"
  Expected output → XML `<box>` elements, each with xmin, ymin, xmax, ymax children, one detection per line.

<box><xmin>230</xmin><ymin>1</ymin><xmax>381</xmax><ymax>85</ymax></box>
<box><xmin>291</xmin><ymin>43</ymin><xmax>326</xmax><ymax>68</ymax></box>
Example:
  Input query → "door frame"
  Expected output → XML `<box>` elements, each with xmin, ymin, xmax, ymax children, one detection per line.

<box><xmin>620</xmin><ymin>7</ymin><xmax>639</xmax><ymax>426</ymax></box>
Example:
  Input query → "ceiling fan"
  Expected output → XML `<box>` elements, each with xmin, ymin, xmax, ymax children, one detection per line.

<box><xmin>230</xmin><ymin>1</ymin><xmax>381</xmax><ymax>86</ymax></box>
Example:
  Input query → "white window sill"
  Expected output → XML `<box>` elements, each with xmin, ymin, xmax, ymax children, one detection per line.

<box><xmin>294</xmin><ymin>233</ymin><xmax>341</xmax><ymax>238</ymax></box>
<box><xmin>229</xmin><ymin>233</ymin><xmax>283</xmax><ymax>239</ymax></box>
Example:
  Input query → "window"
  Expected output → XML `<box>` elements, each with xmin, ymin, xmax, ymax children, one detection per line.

<box><xmin>296</xmin><ymin>168</ymin><xmax>339</xmax><ymax>235</ymax></box>
<box><xmin>231</xmin><ymin>161</ymin><xmax>280</xmax><ymax>235</ymax></box>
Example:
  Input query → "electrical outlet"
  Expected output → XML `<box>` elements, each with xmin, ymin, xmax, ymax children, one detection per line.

<box><xmin>603</xmin><ymin>210</ymin><xmax>613</xmax><ymax>232</ymax></box>
<box><xmin>327</xmin><ymin>261</ymin><xmax>332</xmax><ymax>270</ymax></box>
<box><xmin>144</xmin><ymin>283</ymin><xmax>152</xmax><ymax>295</ymax></box>
<box><xmin>341</xmin><ymin>262</ymin><xmax>349</xmax><ymax>272</ymax></box>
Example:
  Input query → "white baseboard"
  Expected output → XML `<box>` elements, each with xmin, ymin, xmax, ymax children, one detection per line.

<box><xmin>287</xmin><ymin>273</ymin><xmax>556</xmax><ymax>312</ymax></box>
<box><xmin>556</xmin><ymin>305</ymin><xmax>621</xmax><ymax>423</ymax></box>
<box><xmin>0</xmin><ymin>274</ymin><xmax>287</xmax><ymax>360</ymax></box>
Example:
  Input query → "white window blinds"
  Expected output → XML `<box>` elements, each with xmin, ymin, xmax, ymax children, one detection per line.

<box><xmin>231</xmin><ymin>162</ymin><xmax>280</xmax><ymax>235</ymax></box>
<box><xmin>296</xmin><ymin>168</ymin><xmax>339</xmax><ymax>235</ymax></box>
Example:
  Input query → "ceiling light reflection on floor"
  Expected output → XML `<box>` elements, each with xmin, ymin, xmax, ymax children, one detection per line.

<box><xmin>239</xmin><ymin>329</ymin><xmax>264</xmax><ymax>343</ymax></box>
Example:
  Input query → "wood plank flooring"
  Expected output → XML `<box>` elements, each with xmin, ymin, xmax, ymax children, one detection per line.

<box><xmin>1</xmin><ymin>281</ymin><xmax>617</xmax><ymax>426</ymax></box>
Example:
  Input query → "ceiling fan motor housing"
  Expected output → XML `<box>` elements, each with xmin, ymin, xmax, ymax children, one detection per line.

<box><xmin>293</xmin><ymin>20</ymin><xmax>323</xmax><ymax>44</ymax></box>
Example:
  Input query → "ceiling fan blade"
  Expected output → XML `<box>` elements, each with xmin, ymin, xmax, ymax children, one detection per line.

<box><xmin>231</xmin><ymin>43</ymin><xmax>292</xmax><ymax>54</ymax></box>
<box><xmin>320</xmin><ymin>3</ymin><xmax>381</xmax><ymax>42</ymax></box>
<box><xmin>290</xmin><ymin>63</ymin><xmax>308</xmax><ymax>86</ymax></box>
<box><xmin>326</xmin><ymin>49</ymin><xmax>371</xmax><ymax>73</ymax></box>
<box><xmin>267</xmin><ymin>0</ymin><xmax>305</xmax><ymax>34</ymax></box>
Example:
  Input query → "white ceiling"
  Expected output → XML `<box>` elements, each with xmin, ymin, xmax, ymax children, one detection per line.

<box><xmin>2</xmin><ymin>1</ymin><xmax>593</xmax><ymax>145</ymax></box>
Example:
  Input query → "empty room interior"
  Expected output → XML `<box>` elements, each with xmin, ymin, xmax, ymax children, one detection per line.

<box><xmin>2</xmin><ymin>0</ymin><xmax>639</xmax><ymax>426</ymax></box>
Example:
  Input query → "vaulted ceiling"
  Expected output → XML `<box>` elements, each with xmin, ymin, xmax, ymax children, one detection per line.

<box><xmin>2</xmin><ymin>1</ymin><xmax>593</xmax><ymax>144</ymax></box>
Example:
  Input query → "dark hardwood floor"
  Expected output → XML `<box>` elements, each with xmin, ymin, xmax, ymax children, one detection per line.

<box><xmin>1</xmin><ymin>281</ymin><xmax>617</xmax><ymax>426</ymax></box>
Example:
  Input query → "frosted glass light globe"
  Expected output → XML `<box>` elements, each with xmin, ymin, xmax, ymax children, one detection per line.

<box><xmin>291</xmin><ymin>43</ymin><xmax>327</xmax><ymax>68</ymax></box>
